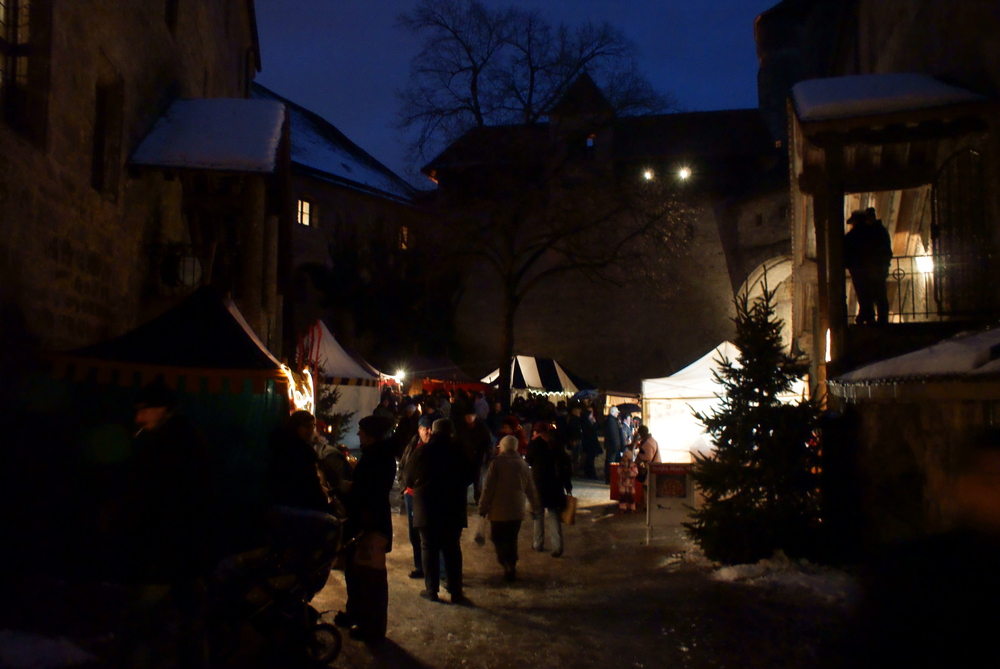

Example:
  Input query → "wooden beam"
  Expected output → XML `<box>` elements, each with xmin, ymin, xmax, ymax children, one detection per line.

<box><xmin>799</xmin><ymin>164</ymin><xmax>936</xmax><ymax>194</ymax></box>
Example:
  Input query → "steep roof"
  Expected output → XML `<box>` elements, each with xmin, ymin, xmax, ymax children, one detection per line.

<box><xmin>613</xmin><ymin>109</ymin><xmax>776</xmax><ymax>160</ymax></box>
<box><xmin>422</xmin><ymin>109</ymin><xmax>777</xmax><ymax>174</ymax></box>
<box><xmin>546</xmin><ymin>72</ymin><xmax>614</xmax><ymax>117</ymax></box>
<box><xmin>253</xmin><ymin>84</ymin><xmax>415</xmax><ymax>202</ymax></box>
<box><xmin>422</xmin><ymin>124</ymin><xmax>551</xmax><ymax>175</ymax></box>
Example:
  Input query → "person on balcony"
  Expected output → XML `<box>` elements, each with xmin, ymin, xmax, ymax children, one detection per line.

<box><xmin>844</xmin><ymin>209</ymin><xmax>893</xmax><ymax>325</ymax></box>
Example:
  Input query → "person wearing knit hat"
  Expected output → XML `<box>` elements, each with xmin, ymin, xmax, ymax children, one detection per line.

<box><xmin>397</xmin><ymin>413</ymin><xmax>437</xmax><ymax>579</ymax></box>
<box><xmin>478</xmin><ymin>435</ymin><xmax>540</xmax><ymax>581</ymax></box>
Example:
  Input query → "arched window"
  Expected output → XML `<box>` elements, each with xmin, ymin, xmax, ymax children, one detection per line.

<box><xmin>932</xmin><ymin>149</ymin><xmax>994</xmax><ymax>317</ymax></box>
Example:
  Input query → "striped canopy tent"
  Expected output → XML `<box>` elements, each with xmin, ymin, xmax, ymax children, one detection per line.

<box><xmin>42</xmin><ymin>286</ymin><xmax>291</xmax><ymax>560</ymax></box>
<box><xmin>482</xmin><ymin>355</ymin><xmax>595</xmax><ymax>400</ymax></box>
<box><xmin>297</xmin><ymin>320</ymin><xmax>381</xmax><ymax>448</ymax></box>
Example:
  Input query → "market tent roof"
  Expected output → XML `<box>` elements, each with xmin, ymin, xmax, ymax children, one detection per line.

<box><xmin>792</xmin><ymin>73</ymin><xmax>984</xmax><ymax>123</ymax></box>
<box><xmin>482</xmin><ymin>356</ymin><xmax>595</xmax><ymax>394</ymax></box>
<box><xmin>67</xmin><ymin>286</ymin><xmax>281</xmax><ymax>370</ymax></box>
<box><xmin>297</xmin><ymin>320</ymin><xmax>379</xmax><ymax>382</ymax></box>
<box><xmin>130</xmin><ymin>98</ymin><xmax>286</xmax><ymax>173</ymax></box>
<box><xmin>835</xmin><ymin>328</ymin><xmax>1000</xmax><ymax>384</ymax></box>
<box><xmin>642</xmin><ymin>342</ymin><xmax>741</xmax><ymax>400</ymax></box>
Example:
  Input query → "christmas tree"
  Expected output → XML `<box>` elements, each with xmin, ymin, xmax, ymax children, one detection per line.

<box><xmin>684</xmin><ymin>284</ymin><xmax>821</xmax><ymax>564</ymax></box>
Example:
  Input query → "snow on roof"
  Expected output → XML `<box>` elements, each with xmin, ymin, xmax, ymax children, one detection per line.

<box><xmin>836</xmin><ymin>327</ymin><xmax>1000</xmax><ymax>384</ymax></box>
<box><xmin>131</xmin><ymin>98</ymin><xmax>286</xmax><ymax>173</ymax></box>
<box><xmin>793</xmin><ymin>73</ymin><xmax>984</xmax><ymax>123</ymax></box>
<box><xmin>253</xmin><ymin>85</ymin><xmax>414</xmax><ymax>201</ymax></box>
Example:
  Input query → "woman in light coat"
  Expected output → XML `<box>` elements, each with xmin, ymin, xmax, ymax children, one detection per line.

<box><xmin>478</xmin><ymin>435</ymin><xmax>540</xmax><ymax>581</ymax></box>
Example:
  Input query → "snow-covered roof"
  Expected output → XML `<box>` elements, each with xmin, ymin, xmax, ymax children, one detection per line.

<box><xmin>131</xmin><ymin>98</ymin><xmax>286</xmax><ymax>173</ymax></box>
<box><xmin>836</xmin><ymin>327</ymin><xmax>1000</xmax><ymax>384</ymax></box>
<box><xmin>793</xmin><ymin>73</ymin><xmax>985</xmax><ymax>123</ymax></box>
<box><xmin>253</xmin><ymin>85</ymin><xmax>415</xmax><ymax>201</ymax></box>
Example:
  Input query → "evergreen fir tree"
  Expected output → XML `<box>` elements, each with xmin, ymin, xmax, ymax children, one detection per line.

<box><xmin>315</xmin><ymin>383</ymin><xmax>356</xmax><ymax>446</ymax></box>
<box><xmin>684</xmin><ymin>284</ymin><xmax>821</xmax><ymax>564</ymax></box>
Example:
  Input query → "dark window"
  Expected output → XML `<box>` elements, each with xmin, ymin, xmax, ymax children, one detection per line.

<box><xmin>932</xmin><ymin>149</ymin><xmax>995</xmax><ymax>317</ymax></box>
<box><xmin>91</xmin><ymin>79</ymin><xmax>124</xmax><ymax>196</ymax></box>
<box><xmin>165</xmin><ymin>0</ymin><xmax>178</xmax><ymax>34</ymax></box>
<box><xmin>0</xmin><ymin>0</ymin><xmax>30</xmax><ymax>124</ymax></box>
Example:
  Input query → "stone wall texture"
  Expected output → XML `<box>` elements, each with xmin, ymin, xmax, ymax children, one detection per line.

<box><xmin>0</xmin><ymin>0</ymin><xmax>255</xmax><ymax>351</ymax></box>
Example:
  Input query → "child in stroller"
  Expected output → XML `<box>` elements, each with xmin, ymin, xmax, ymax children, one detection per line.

<box><xmin>210</xmin><ymin>506</ymin><xmax>344</xmax><ymax>665</ymax></box>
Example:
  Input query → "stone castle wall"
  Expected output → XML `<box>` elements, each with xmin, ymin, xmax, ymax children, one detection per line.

<box><xmin>0</xmin><ymin>0</ymin><xmax>255</xmax><ymax>351</ymax></box>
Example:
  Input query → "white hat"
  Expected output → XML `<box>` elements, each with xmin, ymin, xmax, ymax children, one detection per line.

<box><xmin>609</xmin><ymin>406</ymin><xmax>620</xmax><ymax>417</ymax></box>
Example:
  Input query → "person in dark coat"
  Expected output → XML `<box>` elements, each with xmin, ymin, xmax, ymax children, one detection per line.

<box><xmin>119</xmin><ymin>380</ymin><xmax>213</xmax><ymax>668</ymax></box>
<box><xmin>339</xmin><ymin>414</ymin><xmax>397</xmax><ymax>642</ymax></box>
<box><xmin>565</xmin><ymin>405</ymin><xmax>584</xmax><ymax>471</ymax></box>
<box><xmin>268</xmin><ymin>410</ymin><xmax>329</xmax><ymax>512</ymax></box>
<box><xmin>456</xmin><ymin>405</ymin><xmax>494</xmax><ymax>502</ymax></box>
<box><xmin>580</xmin><ymin>408</ymin><xmax>601</xmax><ymax>480</ymax></box>
<box><xmin>844</xmin><ymin>208</ymin><xmax>893</xmax><ymax>325</ymax></box>
<box><xmin>393</xmin><ymin>401</ymin><xmax>421</xmax><ymax>458</ymax></box>
<box><xmin>525</xmin><ymin>421</ymin><xmax>572</xmax><ymax>557</ymax></box>
<box><xmin>603</xmin><ymin>406</ymin><xmax>623</xmax><ymax>484</ymax></box>
<box><xmin>398</xmin><ymin>414</ymin><xmax>435</xmax><ymax>578</ymax></box>
<box><xmin>403</xmin><ymin>418</ymin><xmax>473</xmax><ymax>604</ymax></box>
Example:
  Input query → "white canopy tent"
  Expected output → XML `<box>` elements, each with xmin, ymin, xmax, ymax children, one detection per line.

<box><xmin>642</xmin><ymin>342</ymin><xmax>807</xmax><ymax>463</ymax></box>
<box><xmin>298</xmin><ymin>320</ymin><xmax>382</xmax><ymax>449</ymax></box>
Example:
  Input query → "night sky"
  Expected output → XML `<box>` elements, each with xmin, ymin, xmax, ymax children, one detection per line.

<box><xmin>254</xmin><ymin>0</ymin><xmax>779</xmax><ymax>184</ymax></box>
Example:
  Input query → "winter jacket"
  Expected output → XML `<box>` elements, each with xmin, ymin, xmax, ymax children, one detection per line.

<box><xmin>268</xmin><ymin>427</ymin><xmax>329</xmax><ymax>512</ymax></box>
<box><xmin>525</xmin><ymin>436</ymin><xmax>573</xmax><ymax>511</ymax></box>
<box><xmin>478</xmin><ymin>450</ymin><xmax>539</xmax><ymax>521</ymax></box>
<box><xmin>344</xmin><ymin>438</ymin><xmax>397</xmax><ymax>550</ymax></box>
<box><xmin>403</xmin><ymin>432</ymin><xmax>473</xmax><ymax>530</ymax></box>
<box><xmin>125</xmin><ymin>412</ymin><xmax>213</xmax><ymax>582</ymax></box>
<box><xmin>604</xmin><ymin>414</ymin><xmax>622</xmax><ymax>455</ymax></box>
<box><xmin>456</xmin><ymin>418</ymin><xmax>494</xmax><ymax>467</ymax></box>
<box><xmin>844</xmin><ymin>221</ymin><xmax>893</xmax><ymax>274</ymax></box>
<box><xmin>637</xmin><ymin>435</ymin><xmax>660</xmax><ymax>464</ymax></box>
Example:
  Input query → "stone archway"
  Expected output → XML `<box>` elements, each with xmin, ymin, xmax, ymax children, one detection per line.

<box><xmin>738</xmin><ymin>256</ymin><xmax>794</xmax><ymax>352</ymax></box>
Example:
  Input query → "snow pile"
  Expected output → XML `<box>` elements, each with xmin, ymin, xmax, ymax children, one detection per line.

<box><xmin>837</xmin><ymin>327</ymin><xmax>1000</xmax><ymax>383</ymax></box>
<box><xmin>131</xmin><ymin>98</ymin><xmax>286</xmax><ymax>173</ymax></box>
<box><xmin>711</xmin><ymin>552</ymin><xmax>858</xmax><ymax>604</ymax></box>
<box><xmin>0</xmin><ymin>630</ymin><xmax>95</xmax><ymax>669</ymax></box>
<box><xmin>793</xmin><ymin>73</ymin><xmax>983</xmax><ymax>122</ymax></box>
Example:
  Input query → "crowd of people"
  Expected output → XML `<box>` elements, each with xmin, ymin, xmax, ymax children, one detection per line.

<box><xmin>121</xmin><ymin>380</ymin><xmax>660</xmax><ymax>660</ymax></box>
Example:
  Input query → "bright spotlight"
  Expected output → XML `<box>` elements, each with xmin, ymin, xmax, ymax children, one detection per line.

<box><xmin>643</xmin><ymin>169</ymin><xmax>654</xmax><ymax>181</ymax></box>
<box><xmin>916</xmin><ymin>255</ymin><xmax>934</xmax><ymax>274</ymax></box>
<box><xmin>678</xmin><ymin>167</ymin><xmax>692</xmax><ymax>180</ymax></box>
<box><xmin>395</xmin><ymin>370</ymin><xmax>406</xmax><ymax>381</ymax></box>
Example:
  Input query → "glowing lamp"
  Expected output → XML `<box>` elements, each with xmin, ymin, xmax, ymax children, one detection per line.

<box><xmin>678</xmin><ymin>167</ymin><xmax>692</xmax><ymax>180</ymax></box>
<box><xmin>916</xmin><ymin>255</ymin><xmax>934</xmax><ymax>274</ymax></box>
<box><xmin>395</xmin><ymin>370</ymin><xmax>406</xmax><ymax>381</ymax></box>
<box><xmin>643</xmin><ymin>169</ymin><xmax>654</xmax><ymax>181</ymax></box>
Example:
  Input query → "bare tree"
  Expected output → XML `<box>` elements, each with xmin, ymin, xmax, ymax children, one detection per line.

<box><xmin>426</xmin><ymin>137</ymin><xmax>693</xmax><ymax>406</ymax></box>
<box><xmin>397</xmin><ymin>0</ymin><xmax>673</xmax><ymax>162</ymax></box>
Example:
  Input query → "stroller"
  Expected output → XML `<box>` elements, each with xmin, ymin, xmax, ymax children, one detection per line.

<box><xmin>209</xmin><ymin>506</ymin><xmax>344</xmax><ymax>665</ymax></box>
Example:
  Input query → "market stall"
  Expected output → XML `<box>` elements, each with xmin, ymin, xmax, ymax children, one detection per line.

<box><xmin>641</xmin><ymin>342</ymin><xmax>807</xmax><ymax>463</ymax></box>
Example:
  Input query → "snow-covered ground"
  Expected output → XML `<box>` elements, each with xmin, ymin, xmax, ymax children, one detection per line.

<box><xmin>0</xmin><ymin>630</ymin><xmax>94</xmax><ymax>669</ymax></box>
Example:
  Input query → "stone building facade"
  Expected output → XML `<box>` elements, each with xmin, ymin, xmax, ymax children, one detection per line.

<box><xmin>424</xmin><ymin>76</ymin><xmax>791</xmax><ymax>391</ymax></box>
<box><xmin>0</xmin><ymin>0</ymin><xmax>268</xmax><ymax>354</ymax></box>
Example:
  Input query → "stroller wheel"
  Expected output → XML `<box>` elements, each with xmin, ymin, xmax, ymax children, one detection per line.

<box><xmin>305</xmin><ymin>622</ymin><xmax>342</xmax><ymax>665</ymax></box>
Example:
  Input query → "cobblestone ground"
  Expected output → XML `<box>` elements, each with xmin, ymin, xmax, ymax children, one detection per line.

<box><xmin>0</xmin><ymin>480</ymin><xmax>855</xmax><ymax>669</ymax></box>
<box><xmin>299</xmin><ymin>480</ymin><xmax>855</xmax><ymax>669</ymax></box>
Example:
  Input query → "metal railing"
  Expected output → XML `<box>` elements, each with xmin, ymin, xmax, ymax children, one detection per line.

<box><xmin>846</xmin><ymin>254</ymin><xmax>997</xmax><ymax>324</ymax></box>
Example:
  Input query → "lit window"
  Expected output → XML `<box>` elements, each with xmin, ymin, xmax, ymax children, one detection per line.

<box><xmin>399</xmin><ymin>225</ymin><xmax>409</xmax><ymax>250</ymax></box>
<box><xmin>297</xmin><ymin>200</ymin><xmax>312</xmax><ymax>226</ymax></box>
